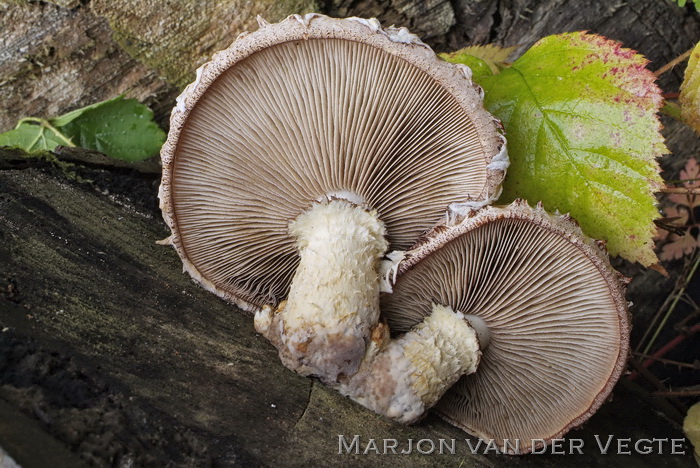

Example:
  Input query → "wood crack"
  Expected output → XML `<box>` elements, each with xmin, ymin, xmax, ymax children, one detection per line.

<box><xmin>293</xmin><ymin>381</ymin><xmax>314</xmax><ymax>429</ymax></box>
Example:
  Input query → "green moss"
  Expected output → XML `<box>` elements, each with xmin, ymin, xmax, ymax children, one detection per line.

<box><xmin>92</xmin><ymin>0</ymin><xmax>321</xmax><ymax>88</ymax></box>
<box><xmin>268</xmin><ymin>0</ymin><xmax>320</xmax><ymax>20</ymax></box>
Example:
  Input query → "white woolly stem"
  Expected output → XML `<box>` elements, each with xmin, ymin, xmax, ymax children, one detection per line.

<box><xmin>254</xmin><ymin>199</ymin><xmax>388</xmax><ymax>382</ymax></box>
<box><xmin>337</xmin><ymin>304</ymin><xmax>482</xmax><ymax>423</ymax></box>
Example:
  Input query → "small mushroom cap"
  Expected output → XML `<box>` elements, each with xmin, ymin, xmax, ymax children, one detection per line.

<box><xmin>380</xmin><ymin>200</ymin><xmax>630</xmax><ymax>454</ymax></box>
<box><xmin>159</xmin><ymin>14</ymin><xmax>506</xmax><ymax>312</ymax></box>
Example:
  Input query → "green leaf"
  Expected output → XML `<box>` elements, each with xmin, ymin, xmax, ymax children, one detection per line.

<box><xmin>478</xmin><ymin>32</ymin><xmax>666</xmax><ymax>266</ymax></box>
<box><xmin>685</xmin><ymin>402</ymin><xmax>700</xmax><ymax>465</ymax></box>
<box><xmin>0</xmin><ymin>96</ymin><xmax>165</xmax><ymax>162</ymax></box>
<box><xmin>441</xmin><ymin>44</ymin><xmax>516</xmax><ymax>79</ymax></box>
<box><xmin>676</xmin><ymin>0</ymin><xmax>700</xmax><ymax>8</ymax></box>
<box><xmin>50</xmin><ymin>96</ymin><xmax>126</xmax><ymax>128</ymax></box>
<box><xmin>55</xmin><ymin>96</ymin><xmax>166</xmax><ymax>162</ymax></box>
<box><xmin>661</xmin><ymin>102</ymin><xmax>682</xmax><ymax>120</ymax></box>
<box><xmin>680</xmin><ymin>41</ymin><xmax>700</xmax><ymax>134</ymax></box>
<box><xmin>441</xmin><ymin>53</ymin><xmax>494</xmax><ymax>81</ymax></box>
<box><xmin>0</xmin><ymin>121</ymin><xmax>68</xmax><ymax>153</ymax></box>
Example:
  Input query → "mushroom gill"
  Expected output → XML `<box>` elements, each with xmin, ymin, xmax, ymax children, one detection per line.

<box><xmin>168</xmin><ymin>36</ymin><xmax>499</xmax><ymax>309</ymax></box>
<box><xmin>159</xmin><ymin>14</ymin><xmax>505</xmax><ymax>383</ymax></box>
<box><xmin>380</xmin><ymin>201</ymin><xmax>629</xmax><ymax>454</ymax></box>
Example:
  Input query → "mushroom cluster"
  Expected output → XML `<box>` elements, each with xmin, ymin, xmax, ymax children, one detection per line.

<box><xmin>159</xmin><ymin>13</ymin><xmax>505</xmax><ymax>382</ymax></box>
<box><xmin>159</xmin><ymin>13</ymin><xmax>630</xmax><ymax>455</ymax></box>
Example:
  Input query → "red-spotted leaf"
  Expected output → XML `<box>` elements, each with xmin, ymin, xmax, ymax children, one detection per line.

<box><xmin>478</xmin><ymin>32</ymin><xmax>666</xmax><ymax>266</ymax></box>
<box><xmin>680</xmin><ymin>41</ymin><xmax>700</xmax><ymax>134</ymax></box>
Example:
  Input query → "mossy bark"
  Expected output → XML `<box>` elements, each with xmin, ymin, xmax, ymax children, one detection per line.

<box><xmin>0</xmin><ymin>0</ymin><xmax>456</xmax><ymax>131</ymax></box>
<box><xmin>89</xmin><ymin>0</ymin><xmax>321</xmax><ymax>88</ymax></box>
<box><xmin>0</xmin><ymin>1</ymin><xmax>175</xmax><ymax>132</ymax></box>
<box><xmin>2</xmin><ymin>0</ymin><xmax>695</xmax><ymax>133</ymax></box>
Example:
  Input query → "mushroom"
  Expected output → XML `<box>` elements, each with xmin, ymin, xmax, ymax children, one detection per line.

<box><xmin>379</xmin><ymin>200</ymin><xmax>630</xmax><ymax>454</ymax></box>
<box><xmin>333</xmin><ymin>304</ymin><xmax>484</xmax><ymax>424</ymax></box>
<box><xmin>159</xmin><ymin>14</ymin><xmax>506</xmax><ymax>383</ymax></box>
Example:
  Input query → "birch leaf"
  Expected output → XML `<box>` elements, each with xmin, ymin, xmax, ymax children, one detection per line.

<box><xmin>478</xmin><ymin>32</ymin><xmax>666</xmax><ymax>266</ymax></box>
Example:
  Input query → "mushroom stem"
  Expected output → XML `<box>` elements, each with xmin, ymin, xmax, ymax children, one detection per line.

<box><xmin>336</xmin><ymin>304</ymin><xmax>482</xmax><ymax>423</ymax></box>
<box><xmin>254</xmin><ymin>198</ymin><xmax>388</xmax><ymax>382</ymax></box>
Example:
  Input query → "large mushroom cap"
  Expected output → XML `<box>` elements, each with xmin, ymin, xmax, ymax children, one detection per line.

<box><xmin>159</xmin><ymin>14</ymin><xmax>505</xmax><ymax>312</ymax></box>
<box><xmin>380</xmin><ymin>200</ymin><xmax>629</xmax><ymax>454</ymax></box>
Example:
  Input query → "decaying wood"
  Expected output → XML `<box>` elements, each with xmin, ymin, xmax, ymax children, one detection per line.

<box><xmin>0</xmin><ymin>163</ymin><xmax>695</xmax><ymax>466</ymax></box>
<box><xmin>88</xmin><ymin>0</ymin><xmax>321</xmax><ymax>88</ymax></box>
<box><xmin>328</xmin><ymin>0</ymin><xmax>456</xmax><ymax>40</ymax></box>
<box><xmin>0</xmin><ymin>2</ymin><xmax>173</xmax><ymax>132</ymax></box>
<box><xmin>0</xmin><ymin>0</ymin><xmax>320</xmax><ymax>131</ymax></box>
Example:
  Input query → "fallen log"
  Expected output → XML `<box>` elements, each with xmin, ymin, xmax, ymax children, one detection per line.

<box><xmin>0</xmin><ymin>160</ymin><xmax>695</xmax><ymax>466</ymax></box>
